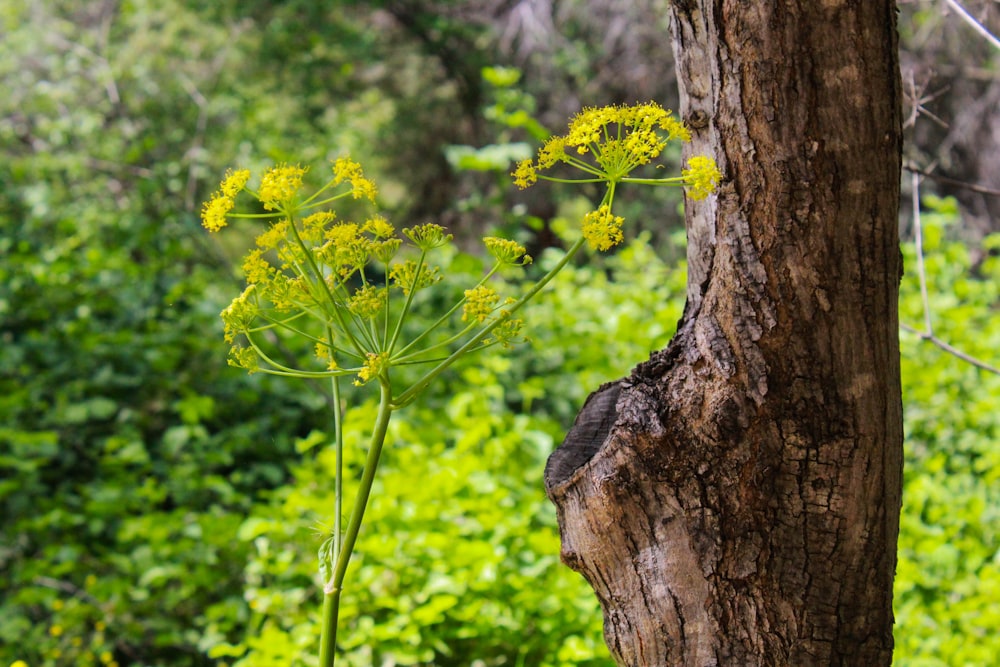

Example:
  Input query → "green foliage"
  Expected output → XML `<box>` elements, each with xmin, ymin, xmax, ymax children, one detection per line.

<box><xmin>2</xmin><ymin>0</ymin><xmax>998</xmax><ymax>663</ymax></box>
<box><xmin>893</xmin><ymin>197</ymin><xmax>1000</xmax><ymax>666</ymax></box>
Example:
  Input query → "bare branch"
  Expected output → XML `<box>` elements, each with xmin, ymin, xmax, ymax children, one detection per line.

<box><xmin>904</xmin><ymin>163</ymin><xmax>1000</xmax><ymax>198</ymax></box>
<box><xmin>902</xmin><ymin>172</ymin><xmax>1000</xmax><ymax>376</ymax></box>
<box><xmin>900</xmin><ymin>324</ymin><xmax>1000</xmax><ymax>375</ymax></box>
<box><xmin>943</xmin><ymin>0</ymin><xmax>1000</xmax><ymax>51</ymax></box>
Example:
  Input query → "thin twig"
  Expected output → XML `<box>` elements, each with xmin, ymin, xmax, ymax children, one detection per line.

<box><xmin>903</xmin><ymin>172</ymin><xmax>1000</xmax><ymax>376</ymax></box>
<box><xmin>943</xmin><ymin>0</ymin><xmax>1000</xmax><ymax>51</ymax></box>
<box><xmin>912</xmin><ymin>172</ymin><xmax>934</xmax><ymax>333</ymax></box>
<box><xmin>901</xmin><ymin>324</ymin><xmax>1000</xmax><ymax>374</ymax></box>
<box><xmin>904</xmin><ymin>163</ymin><xmax>1000</xmax><ymax>198</ymax></box>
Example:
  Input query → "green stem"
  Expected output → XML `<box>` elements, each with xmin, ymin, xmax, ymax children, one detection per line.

<box><xmin>319</xmin><ymin>378</ymin><xmax>394</xmax><ymax>667</ymax></box>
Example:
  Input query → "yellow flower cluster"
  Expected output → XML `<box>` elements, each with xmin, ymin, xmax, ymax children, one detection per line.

<box><xmin>582</xmin><ymin>205</ymin><xmax>624</xmax><ymax>251</ymax></box>
<box><xmin>462</xmin><ymin>285</ymin><xmax>500</xmax><ymax>322</ymax></box>
<box><xmin>348</xmin><ymin>284</ymin><xmax>386</xmax><ymax>319</ymax></box>
<box><xmin>333</xmin><ymin>156</ymin><xmax>378</xmax><ymax>201</ymax></box>
<box><xmin>203</xmin><ymin>156</ymin><xmax>533</xmax><ymax>387</ymax></box>
<box><xmin>682</xmin><ymin>156</ymin><xmax>723</xmax><ymax>200</ymax></box>
<box><xmin>512</xmin><ymin>102</ymin><xmax>693</xmax><ymax>190</ymax></box>
<box><xmin>485</xmin><ymin>312</ymin><xmax>526</xmax><ymax>349</ymax></box>
<box><xmin>201</xmin><ymin>168</ymin><xmax>250</xmax><ymax>231</ymax></box>
<box><xmin>355</xmin><ymin>352</ymin><xmax>388</xmax><ymax>385</ymax></box>
<box><xmin>389</xmin><ymin>260</ymin><xmax>442</xmax><ymax>296</ymax></box>
<box><xmin>259</xmin><ymin>164</ymin><xmax>307</xmax><ymax>211</ymax></box>
<box><xmin>403</xmin><ymin>223</ymin><xmax>452</xmax><ymax>250</ymax></box>
<box><xmin>484</xmin><ymin>237</ymin><xmax>531</xmax><ymax>265</ymax></box>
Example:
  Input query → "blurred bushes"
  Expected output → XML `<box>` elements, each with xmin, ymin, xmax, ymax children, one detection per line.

<box><xmin>893</xmin><ymin>198</ymin><xmax>1000</xmax><ymax>667</ymax></box>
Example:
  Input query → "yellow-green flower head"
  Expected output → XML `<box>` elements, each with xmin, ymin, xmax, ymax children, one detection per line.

<box><xmin>201</xmin><ymin>193</ymin><xmax>234</xmax><ymax>231</ymax></box>
<box><xmin>228</xmin><ymin>345</ymin><xmax>259</xmax><ymax>373</ymax></box>
<box><xmin>242</xmin><ymin>249</ymin><xmax>274</xmax><ymax>284</ymax></box>
<box><xmin>355</xmin><ymin>352</ymin><xmax>388</xmax><ymax>385</ymax></box>
<box><xmin>348</xmin><ymin>284</ymin><xmax>386</xmax><ymax>319</ymax></box>
<box><xmin>485</xmin><ymin>312</ymin><xmax>526</xmax><ymax>349</ymax></box>
<box><xmin>403</xmin><ymin>223</ymin><xmax>453</xmax><ymax>250</ymax></box>
<box><xmin>484</xmin><ymin>237</ymin><xmax>531</xmax><ymax>266</ymax></box>
<box><xmin>201</xmin><ymin>168</ymin><xmax>251</xmax><ymax>231</ymax></box>
<box><xmin>462</xmin><ymin>285</ymin><xmax>500</xmax><ymax>322</ymax></box>
<box><xmin>512</xmin><ymin>159</ymin><xmax>537</xmax><ymax>190</ymax></box>
<box><xmin>682</xmin><ymin>156</ymin><xmax>722</xmax><ymax>200</ymax></box>
<box><xmin>537</xmin><ymin>136</ymin><xmax>568</xmax><ymax>168</ymax></box>
<box><xmin>220</xmin><ymin>168</ymin><xmax>251</xmax><ymax>197</ymax></box>
<box><xmin>220</xmin><ymin>285</ymin><xmax>259</xmax><ymax>343</ymax></box>
<box><xmin>363</xmin><ymin>215</ymin><xmax>395</xmax><ymax>239</ymax></box>
<box><xmin>259</xmin><ymin>163</ymin><xmax>307</xmax><ymax>211</ymax></box>
<box><xmin>513</xmin><ymin>102</ymin><xmax>691</xmax><ymax>189</ymax></box>
<box><xmin>332</xmin><ymin>156</ymin><xmax>378</xmax><ymax>201</ymax></box>
<box><xmin>372</xmin><ymin>237</ymin><xmax>402</xmax><ymax>263</ymax></box>
<box><xmin>255</xmin><ymin>220</ymin><xmax>289</xmax><ymax>250</ymax></box>
<box><xmin>389</xmin><ymin>260</ymin><xmax>442</xmax><ymax>295</ymax></box>
<box><xmin>582</xmin><ymin>205</ymin><xmax>625</xmax><ymax>252</ymax></box>
<box><xmin>301</xmin><ymin>211</ymin><xmax>335</xmax><ymax>243</ymax></box>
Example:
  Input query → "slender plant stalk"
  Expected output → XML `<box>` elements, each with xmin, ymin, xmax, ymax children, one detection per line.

<box><xmin>319</xmin><ymin>377</ymin><xmax>395</xmax><ymax>667</ymax></box>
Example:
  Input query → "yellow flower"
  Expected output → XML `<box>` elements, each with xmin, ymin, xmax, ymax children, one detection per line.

<box><xmin>512</xmin><ymin>159</ymin><xmax>537</xmax><ymax>189</ymax></box>
<box><xmin>11</xmin><ymin>660</ymin><xmax>29</xmax><ymax>667</ymax></box>
<box><xmin>403</xmin><ymin>223</ymin><xmax>452</xmax><ymax>250</ymax></box>
<box><xmin>537</xmin><ymin>136</ymin><xmax>568</xmax><ymax>168</ymax></box>
<box><xmin>201</xmin><ymin>168</ymin><xmax>251</xmax><ymax>231</ymax></box>
<box><xmin>483</xmin><ymin>237</ymin><xmax>531</xmax><ymax>265</ymax></box>
<box><xmin>462</xmin><ymin>285</ymin><xmax>499</xmax><ymax>322</ymax></box>
<box><xmin>220</xmin><ymin>168</ymin><xmax>251</xmax><ymax>197</ymax></box>
<box><xmin>682</xmin><ymin>156</ymin><xmax>722</xmax><ymax>200</ymax></box>
<box><xmin>363</xmin><ymin>215</ymin><xmax>395</xmax><ymax>239</ymax></box>
<box><xmin>582</xmin><ymin>205</ymin><xmax>624</xmax><ymax>251</ymax></box>
<box><xmin>355</xmin><ymin>352</ymin><xmax>387</xmax><ymax>385</ymax></box>
<box><xmin>221</xmin><ymin>285</ymin><xmax>258</xmax><ymax>343</ymax></box>
<box><xmin>255</xmin><ymin>220</ymin><xmax>289</xmax><ymax>251</ymax></box>
<box><xmin>332</xmin><ymin>156</ymin><xmax>377</xmax><ymax>201</ymax></box>
<box><xmin>515</xmin><ymin>102</ymin><xmax>692</xmax><ymax>189</ymax></box>
<box><xmin>301</xmin><ymin>211</ymin><xmax>335</xmax><ymax>243</ymax></box>
<box><xmin>228</xmin><ymin>345</ymin><xmax>259</xmax><ymax>373</ymax></box>
<box><xmin>49</xmin><ymin>625</ymin><xmax>63</xmax><ymax>637</ymax></box>
<box><xmin>201</xmin><ymin>193</ymin><xmax>234</xmax><ymax>231</ymax></box>
<box><xmin>372</xmin><ymin>238</ymin><xmax>401</xmax><ymax>263</ymax></box>
<box><xmin>348</xmin><ymin>285</ymin><xmax>386</xmax><ymax>319</ymax></box>
<box><xmin>389</xmin><ymin>260</ymin><xmax>441</xmax><ymax>295</ymax></box>
<box><xmin>566</xmin><ymin>106</ymin><xmax>617</xmax><ymax>152</ymax></box>
<box><xmin>242</xmin><ymin>250</ymin><xmax>273</xmax><ymax>284</ymax></box>
<box><xmin>485</xmin><ymin>312</ymin><xmax>526</xmax><ymax>349</ymax></box>
<box><xmin>258</xmin><ymin>164</ymin><xmax>307</xmax><ymax>210</ymax></box>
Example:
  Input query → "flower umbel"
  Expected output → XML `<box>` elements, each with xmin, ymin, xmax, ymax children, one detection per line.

<box><xmin>682</xmin><ymin>156</ymin><xmax>723</xmax><ymax>200</ymax></box>
<box><xmin>582</xmin><ymin>205</ymin><xmax>625</xmax><ymax>252</ymax></box>
<box><xmin>484</xmin><ymin>237</ymin><xmax>531</xmax><ymax>266</ymax></box>
<box><xmin>462</xmin><ymin>285</ymin><xmax>500</xmax><ymax>322</ymax></box>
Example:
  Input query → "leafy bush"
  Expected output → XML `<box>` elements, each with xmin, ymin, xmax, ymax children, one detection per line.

<box><xmin>892</xmin><ymin>197</ymin><xmax>1000</xmax><ymax>666</ymax></box>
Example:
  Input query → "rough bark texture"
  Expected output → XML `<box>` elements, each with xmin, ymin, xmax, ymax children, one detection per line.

<box><xmin>544</xmin><ymin>2</ymin><xmax>904</xmax><ymax>665</ymax></box>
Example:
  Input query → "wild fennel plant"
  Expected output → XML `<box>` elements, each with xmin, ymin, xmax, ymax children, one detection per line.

<box><xmin>202</xmin><ymin>102</ymin><xmax>719</xmax><ymax>665</ymax></box>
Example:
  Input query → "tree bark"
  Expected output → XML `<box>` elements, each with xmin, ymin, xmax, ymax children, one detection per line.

<box><xmin>544</xmin><ymin>2</ymin><xmax>904</xmax><ymax>665</ymax></box>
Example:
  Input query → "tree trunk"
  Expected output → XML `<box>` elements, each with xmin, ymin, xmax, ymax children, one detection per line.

<box><xmin>544</xmin><ymin>2</ymin><xmax>904</xmax><ymax>665</ymax></box>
